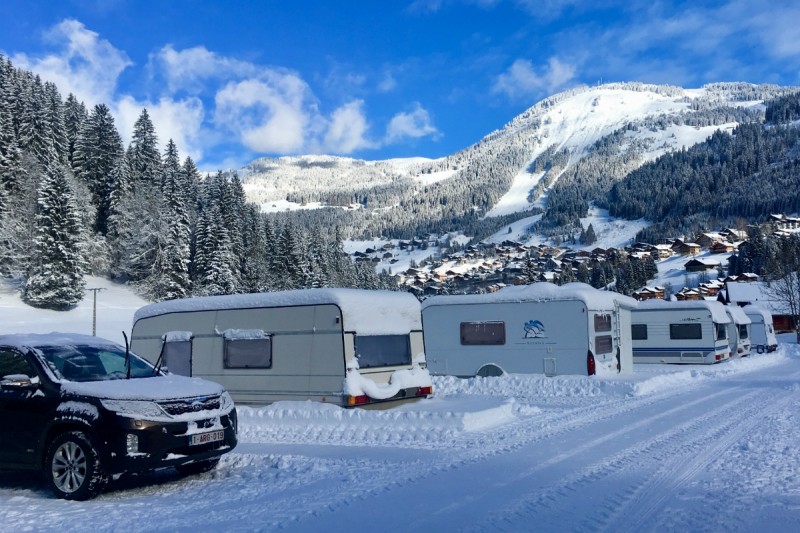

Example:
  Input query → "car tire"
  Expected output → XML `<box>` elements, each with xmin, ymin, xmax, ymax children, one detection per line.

<box><xmin>175</xmin><ymin>458</ymin><xmax>220</xmax><ymax>476</ymax></box>
<box><xmin>45</xmin><ymin>431</ymin><xmax>108</xmax><ymax>500</ymax></box>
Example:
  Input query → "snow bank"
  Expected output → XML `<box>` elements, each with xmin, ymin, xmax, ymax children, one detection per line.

<box><xmin>343</xmin><ymin>365</ymin><xmax>432</xmax><ymax>400</ymax></box>
<box><xmin>236</xmin><ymin>395</ymin><xmax>516</xmax><ymax>447</ymax></box>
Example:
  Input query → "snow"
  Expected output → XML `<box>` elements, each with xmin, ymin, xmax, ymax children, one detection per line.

<box><xmin>485</xmin><ymin>86</ymin><xmax>731</xmax><ymax>219</ymax></box>
<box><xmin>422</xmin><ymin>281</ymin><xmax>638</xmax><ymax>310</ymax></box>
<box><xmin>134</xmin><ymin>287</ymin><xmax>422</xmax><ymax>335</ymax></box>
<box><xmin>1</xmin><ymin>278</ymin><xmax>800</xmax><ymax>531</ymax></box>
<box><xmin>343</xmin><ymin>365</ymin><xmax>432</xmax><ymax>400</ymax></box>
<box><xmin>725</xmin><ymin>304</ymin><xmax>751</xmax><ymax>325</ymax></box>
<box><xmin>636</xmin><ymin>299</ymin><xmax>732</xmax><ymax>323</ymax></box>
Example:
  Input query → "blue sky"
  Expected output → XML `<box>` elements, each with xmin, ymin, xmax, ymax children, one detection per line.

<box><xmin>3</xmin><ymin>0</ymin><xmax>799</xmax><ymax>170</ymax></box>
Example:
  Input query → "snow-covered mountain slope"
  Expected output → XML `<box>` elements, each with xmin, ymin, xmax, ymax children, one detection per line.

<box><xmin>240</xmin><ymin>82</ymin><xmax>797</xmax><ymax>241</ymax></box>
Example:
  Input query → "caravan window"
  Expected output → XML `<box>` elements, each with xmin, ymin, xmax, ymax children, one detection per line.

<box><xmin>354</xmin><ymin>335</ymin><xmax>411</xmax><ymax>368</ymax></box>
<box><xmin>224</xmin><ymin>338</ymin><xmax>272</xmax><ymax>369</ymax></box>
<box><xmin>595</xmin><ymin>335</ymin><xmax>613</xmax><ymax>354</ymax></box>
<box><xmin>460</xmin><ymin>322</ymin><xmax>506</xmax><ymax>346</ymax></box>
<box><xmin>594</xmin><ymin>314</ymin><xmax>612</xmax><ymax>332</ymax></box>
<box><xmin>631</xmin><ymin>324</ymin><xmax>648</xmax><ymax>340</ymax></box>
<box><xmin>738</xmin><ymin>325</ymin><xmax>749</xmax><ymax>339</ymax></box>
<box><xmin>163</xmin><ymin>338</ymin><xmax>192</xmax><ymax>377</ymax></box>
<box><xmin>716</xmin><ymin>323</ymin><xmax>727</xmax><ymax>341</ymax></box>
<box><xmin>670</xmin><ymin>323</ymin><xmax>702</xmax><ymax>340</ymax></box>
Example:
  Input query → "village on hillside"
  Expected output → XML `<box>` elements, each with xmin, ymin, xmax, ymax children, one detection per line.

<box><xmin>348</xmin><ymin>214</ymin><xmax>800</xmax><ymax>331</ymax></box>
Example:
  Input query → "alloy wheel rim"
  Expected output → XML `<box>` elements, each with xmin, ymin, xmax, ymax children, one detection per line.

<box><xmin>51</xmin><ymin>441</ymin><xmax>88</xmax><ymax>493</ymax></box>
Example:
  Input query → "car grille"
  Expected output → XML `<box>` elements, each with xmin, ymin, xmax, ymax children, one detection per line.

<box><xmin>159</xmin><ymin>396</ymin><xmax>221</xmax><ymax>416</ymax></box>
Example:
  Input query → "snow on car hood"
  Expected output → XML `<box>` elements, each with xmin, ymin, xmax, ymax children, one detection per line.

<box><xmin>60</xmin><ymin>374</ymin><xmax>224</xmax><ymax>401</ymax></box>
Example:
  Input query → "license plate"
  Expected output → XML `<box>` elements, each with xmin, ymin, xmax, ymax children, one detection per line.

<box><xmin>189</xmin><ymin>430</ymin><xmax>225</xmax><ymax>446</ymax></box>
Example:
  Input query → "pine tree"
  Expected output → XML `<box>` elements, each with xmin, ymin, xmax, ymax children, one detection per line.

<box><xmin>63</xmin><ymin>94</ymin><xmax>87</xmax><ymax>168</ymax></box>
<box><xmin>72</xmin><ymin>104</ymin><xmax>124</xmax><ymax>234</ymax></box>
<box><xmin>23</xmin><ymin>165</ymin><xmax>85</xmax><ymax>309</ymax></box>
<box><xmin>127</xmin><ymin>109</ymin><xmax>161</xmax><ymax>186</ymax></box>
<box><xmin>147</xmin><ymin>140</ymin><xmax>191</xmax><ymax>300</ymax></box>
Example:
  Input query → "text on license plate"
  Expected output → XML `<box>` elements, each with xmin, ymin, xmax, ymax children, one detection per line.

<box><xmin>189</xmin><ymin>430</ymin><xmax>225</xmax><ymax>446</ymax></box>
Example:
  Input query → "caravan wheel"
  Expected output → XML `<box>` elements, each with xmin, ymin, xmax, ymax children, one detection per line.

<box><xmin>476</xmin><ymin>364</ymin><xmax>504</xmax><ymax>378</ymax></box>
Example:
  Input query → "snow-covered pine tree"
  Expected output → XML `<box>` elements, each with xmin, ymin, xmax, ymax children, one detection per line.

<box><xmin>195</xmin><ymin>204</ymin><xmax>237</xmax><ymax>296</ymax></box>
<box><xmin>63</xmin><ymin>94</ymin><xmax>88</xmax><ymax>168</ymax></box>
<box><xmin>127</xmin><ymin>109</ymin><xmax>161</xmax><ymax>186</ymax></box>
<box><xmin>240</xmin><ymin>204</ymin><xmax>271</xmax><ymax>292</ymax></box>
<box><xmin>23</xmin><ymin>164</ymin><xmax>86</xmax><ymax>309</ymax></box>
<box><xmin>17</xmin><ymin>75</ymin><xmax>58</xmax><ymax>169</ymax></box>
<box><xmin>105</xmin><ymin>155</ymin><xmax>133</xmax><ymax>278</ymax></box>
<box><xmin>146</xmin><ymin>139</ymin><xmax>191</xmax><ymax>300</ymax></box>
<box><xmin>44</xmin><ymin>82</ymin><xmax>68</xmax><ymax>165</ymax></box>
<box><xmin>72</xmin><ymin>103</ymin><xmax>124</xmax><ymax>234</ymax></box>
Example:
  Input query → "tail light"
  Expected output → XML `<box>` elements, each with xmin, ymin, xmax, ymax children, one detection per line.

<box><xmin>587</xmin><ymin>350</ymin><xmax>596</xmax><ymax>376</ymax></box>
<box><xmin>416</xmin><ymin>386</ymin><xmax>433</xmax><ymax>397</ymax></box>
<box><xmin>347</xmin><ymin>395</ymin><xmax>369</xmax><ymax>406</ymax></box>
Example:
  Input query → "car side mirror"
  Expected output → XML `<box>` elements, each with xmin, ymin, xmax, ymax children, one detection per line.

<box><xmin>1</xmin><ymin>374</ymin><xmax>38</xmax><ymax>390</ymax></box>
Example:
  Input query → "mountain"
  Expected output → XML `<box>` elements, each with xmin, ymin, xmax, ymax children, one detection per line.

<box><xmin>240</xmin><ymin>82</ymin><xmax>799</xmax><ymax>244</ymax></box>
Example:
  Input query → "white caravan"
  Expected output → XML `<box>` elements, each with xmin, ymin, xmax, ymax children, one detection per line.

<box><xmin>724</xmin><ymin>305</ymin><xmax>751</xmax><ymax>358</ymax></box>
<box><xmin>743</xmin><ymin>306</ymin><xmax>778</xmax><ymax>353</ymax></box>
<box><xmin>130</xmin><ymin>289</ymin><xmax>432</xmax><ymax>408</ymax></box>
<box><xmin>631</xmin><ymin>300</ymin><xmax>732</xmax><ymax>364</ymax></box>
<box><xmin>421</xmin><ymin>282</ymin><xmax>637</xmax><ymax>377</ymax></box>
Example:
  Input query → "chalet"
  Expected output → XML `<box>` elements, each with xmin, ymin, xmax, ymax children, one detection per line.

<box><xmin>591</xmin><ymin>247</ymin><xmax>607</xmax><ymax>257</ymax></box>
<box><xmin>685</xmin><ymin>258</ymin><xmax>721</xmax><ymax>272</ymax></box>
<box><xmin>769</xmin><ymin>214</ymin><xmax>800</xmax><ymax>231</ymax></box>
<box><xmin>654</xmin><ymin>244</ymin><xmax>674</xmax><ymax>259</ymax></box>
<box><xmin>675</xmin><ymin>288</ymin><xmax>702</xmax><ymax>301</ymax></box>
<box><xmin>695</xmin><ymin>232</ymin><xmax>725</xmax><ymax>248</ymax></box>
<box><xmin>720</xmin><ymin>228</ymin><xmax>747</xmax><ymax>241</ymax></box>
<box><xmin>677</xmin><ymin>242</ymin><xmax>702</xmax><ymax>256</ymax></box>
<box><xmin>633</xmin><ymin>286</ymin><xmax>665</xmax><ymax>301</ymax></box>
<box><xmin>719</xmin><ymin>281</ymin><xmax>796</xmax><ymax>332</ymax></box>
<box><xmin>710</xmin><ymin>241</ymin><xmax>736</xmax><ymax>254</ymax></box>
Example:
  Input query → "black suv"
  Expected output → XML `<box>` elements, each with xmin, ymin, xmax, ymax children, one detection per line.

<box><xmin>0</xmin><ymin>333</ymin><xmax>237</xmax><ymax>500</ymax></box>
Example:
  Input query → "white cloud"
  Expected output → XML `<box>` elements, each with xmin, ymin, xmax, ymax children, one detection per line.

<box><xmin>493</xmin><ymin>57</ymin><xmax>576</xmax><ymax>99</ymax></box>
<box><xmin>322</xmin><ymin>100</ymin><xmax>375</xmax><ymax>153</ymax></box>
<box><xmin>378</xmin><ymin>71</ymin><xmax>398</xmax><ymax>93</ymax></box>
<box><xmin>150</xmin><ymin>45</ymin><xmax>259</xmax><ymax>94</ymax></box>
<box><xmin>214</xmin><ymin>76</ymin><xmax>315</xmax><ymax>154</ymax></box>
<box><xmin>385</xmin><ymin>103</ymin><xmax>440</xmax><ymax>143</ymax></box>
<box><xmin>11</xmin><ymin>19</ymin><xmax>131</xmax><ymax>107</ymax></box>
<box><xmin>115</xmin><ymin>95</ymin><xmax>206</xmax><ymax>162</ymax></box>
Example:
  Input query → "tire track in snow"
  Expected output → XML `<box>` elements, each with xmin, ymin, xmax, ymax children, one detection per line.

<box><xmin>464</xmin><ymin>364</ymin><xmax>800</xmax><ymax>533</ymax></box>
<box><xmin>279</xmin><ymin>371</ymin><xmax>765</xmax><ymax>531</ymax></box>
<box><xmin>603</xmin><ymin>370</ymin><xmax>800</xmax><ymax>533</ymax></box>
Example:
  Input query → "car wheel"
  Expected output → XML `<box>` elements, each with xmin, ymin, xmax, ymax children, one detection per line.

<box><xmin>45</xmin><ymin>431</ymin><xmax>108</xmax><ymax>500</ymax></box>
<box><xmin>175</xmin><ymin>458</ymin><xmax>220</xmax><ymax>476</ymax></box>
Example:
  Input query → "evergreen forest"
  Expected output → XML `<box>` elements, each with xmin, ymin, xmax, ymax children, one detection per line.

<box><xmin>0</xmin><ymin>57</ymin><xmax>394</xmax><ymax>309</ymax></box>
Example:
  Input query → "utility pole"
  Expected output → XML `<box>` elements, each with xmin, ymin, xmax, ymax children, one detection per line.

<box><xmin>86</xmin><ymin>288</ymin><xmax>105</xmax><ymax>336</ymax></box>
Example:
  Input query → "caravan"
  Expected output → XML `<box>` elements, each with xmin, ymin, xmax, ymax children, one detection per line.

<box><xmin>724</xmin><ymin>305</ymin><xmax>751</xmax><ymax>357</ymax></box>
<box><xmin>631</xmin><ymin>300</ymin><xmax>732</xmax><ymax>364</ymax></box>
<box><xmin>421</xmin><ymin>282</ymin><xmax>637</xmax><ymax>377</ymax></box>
<box><xmin>743</xmin><ymin>306</ymin><xmax>779</xmax><ymax>353</ymax></box>
<box><xmin>130</xmin><ymin>289</ymin><xmax>432</xmax><ymax>407</ymax></box>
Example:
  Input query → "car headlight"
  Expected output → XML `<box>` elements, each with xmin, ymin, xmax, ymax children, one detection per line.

<box><xmin>219</xmin><ymin>391</ymin><xmax>234</xmax><ymax>413</ymax></box>
<box><xmin>100</xmin><ymin>399</ymin><xmax>167</xmax><ymax>419</ymax></box>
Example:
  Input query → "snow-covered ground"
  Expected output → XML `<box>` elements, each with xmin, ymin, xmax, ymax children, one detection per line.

<box><xmin>1</xmin><ymin>279</ymin><xmax>799</xmax><ymax>532</ymax></box>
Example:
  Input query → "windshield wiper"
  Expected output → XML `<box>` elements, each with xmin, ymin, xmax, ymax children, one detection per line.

<box><xmin>153</xmin><ymin>341</ymin><xmax>166</xmax><ymax>375</ymax></box>
<box><xmin>122</xmin><ymin>331</ymin><xmax>131</xmax><ymax>379</ymax></box>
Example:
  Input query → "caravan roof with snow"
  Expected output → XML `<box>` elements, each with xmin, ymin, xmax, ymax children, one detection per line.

<box><xmin>134</xmin><ymin>288</ymin><xmax>421</xmax><ymax>335</ymax></box>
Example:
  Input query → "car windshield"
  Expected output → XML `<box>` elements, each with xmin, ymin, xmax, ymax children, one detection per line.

<box><xmin>34</xmin><ymin>343</ymin><xmax>156</xmax><ymax>382</ymax></box>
